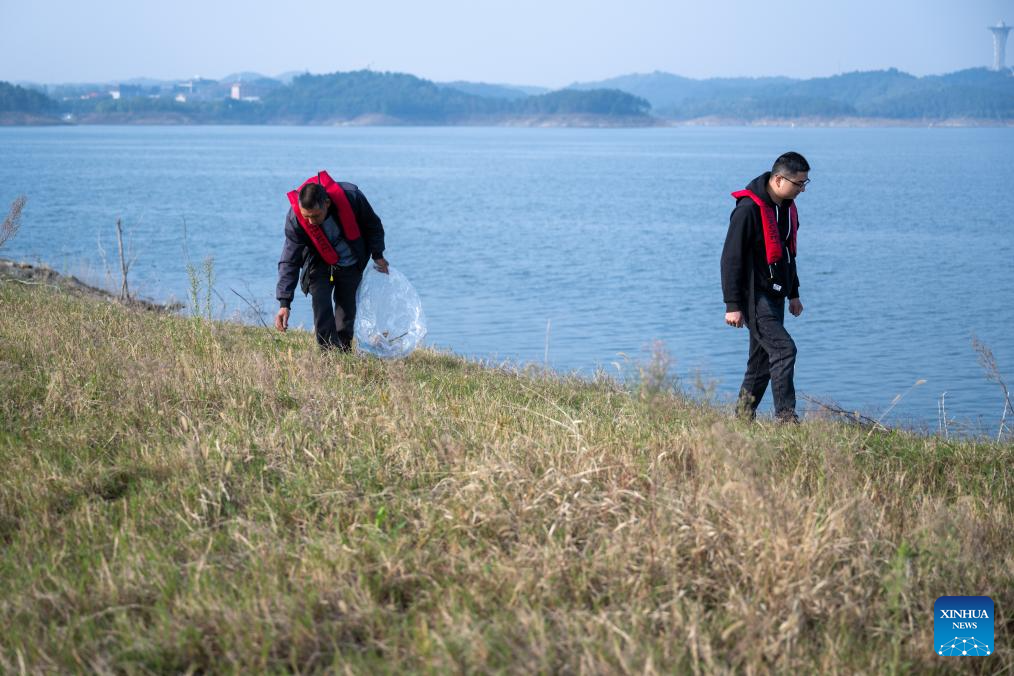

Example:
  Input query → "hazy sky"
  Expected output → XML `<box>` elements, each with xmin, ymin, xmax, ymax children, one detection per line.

<box><xmin>1</xmin><ymin>0</ymin><xmax>1011</xmax><ymax>86</ymax></box>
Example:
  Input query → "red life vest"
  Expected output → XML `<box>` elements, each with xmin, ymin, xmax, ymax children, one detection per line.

<box><xmin>730</xmin><ymin>189</ymin><xmax>798</xmax><ymax>265</ymax></box>
<box><xmin>287</xmin><ymin>171</ymin><xmax>362</xmax><ymax>266</ymax></box>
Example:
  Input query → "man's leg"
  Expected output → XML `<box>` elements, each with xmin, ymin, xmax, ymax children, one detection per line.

<box><xmin>331</xmin><ymin>265</ymin><xmax>363</xmax><ymax>352</ymax></box>
<box><xmin>306</xmin><ymin>262</ymin><xmax>342</xmax><ymax>349</ymax></box>
<box><xmin>752</xmin><ymin>294</ymin><xmax>797</xmax><ymax>420</ymax></box>
<box><xmin>738</xmin><ymin>331</ymin><xmax>770</xmax><ymax>420</ymax></box>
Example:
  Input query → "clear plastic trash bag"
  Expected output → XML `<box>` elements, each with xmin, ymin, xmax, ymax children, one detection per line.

<box><xmin>354</xmin><ymin>264</ymin><xmax>427</xmax><ymax>359</ymax></box>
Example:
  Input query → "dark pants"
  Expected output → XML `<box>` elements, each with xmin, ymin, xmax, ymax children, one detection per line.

<box><xmin>738</xmin><ymin>293</ymin><xmax>797</xmax><ymax>420</ymax></box>
<box><xmin>306</xmin><ymin>261</ymin><xmax>363</xmax><ymax>351</ymax></box>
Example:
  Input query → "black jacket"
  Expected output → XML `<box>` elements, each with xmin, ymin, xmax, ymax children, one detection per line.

<box><xmin>720</xmin><ymin>172</ymin><xmax>800</xmax><ymax>313</ymax></box>
<box><xmin>276</xmin><ymin>182</ymin><xmax>386</xmax><ymax>308</ymax></box>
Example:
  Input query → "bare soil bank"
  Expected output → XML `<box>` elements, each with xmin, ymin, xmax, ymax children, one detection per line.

<box><xmin>0</xmin><ymin>258</ymin><xmax>179</xmax><ymax>312</ymax></box>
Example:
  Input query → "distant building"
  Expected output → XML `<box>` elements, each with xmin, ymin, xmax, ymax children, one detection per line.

<box><xmin>109</xmin><ymin>84</ymin><xmax>144</xmax><ymax>100</ymax></box>
<box><xmin>226</xmin><ymin>79</ymin><xmax>277</xmax><ymax>102</ymax></box>
<box><xmin>988</xmin><ymin>20</ymin><xmax>1012</xmax><ymax>71</ymax></box>
<box><xmin>175</xmin><ymin>93</ymin><xmax>187</xmax><ymax>103</ymax></box>
<box><xmin>175</xmin><ymin>78</ymin><xmax>218</xmax><ymax>100</ymax></box>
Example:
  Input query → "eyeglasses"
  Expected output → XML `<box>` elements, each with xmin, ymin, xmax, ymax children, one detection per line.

<box><xmin>778</xmin><ymin>175</ymin><xmax>810</xmax><ymax>188</ymax></box>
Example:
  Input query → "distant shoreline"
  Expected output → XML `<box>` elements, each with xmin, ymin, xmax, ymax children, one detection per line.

<box><xmin>7</xmin><ymin>66</ymin><xmax>1012</xmax><ymax>130</ymax></box>
<box><xmin>662</xmin><ymin>116</ymin><xmax>1014</xmax><ymax>128</ymax></box>
<box><xmin>0</xmin><ymin>112</ymin><xmax>69</xmax><ymax>126</ymax></box>
<box><xmin>4</xmin><ymin>115</ymin><xmax>1012</xmax><ymax>128</ymax></box>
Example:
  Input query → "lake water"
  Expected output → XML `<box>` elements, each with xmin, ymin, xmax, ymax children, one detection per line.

<box><xmin>1</xmin><ymin>125</ymin><xmax>1012</xmax><ymax>434</ymax></box>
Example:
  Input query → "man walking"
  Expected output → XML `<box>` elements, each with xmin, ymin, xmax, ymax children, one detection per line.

<box><xmin>721</xmin><ymin>152</ymin><xmax>809</xmax><ymax>422</ymax></box>
<box><xmin>275</xmin><ymin>171</ymin><xmax>389</xmax><ymax>350</ymax></box>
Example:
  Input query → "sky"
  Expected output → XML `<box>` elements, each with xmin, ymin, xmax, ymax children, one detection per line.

<box><xmin>1</xmin><ymin>0</ymin><xmax>1011</xmax><ymax>86</ymax></box>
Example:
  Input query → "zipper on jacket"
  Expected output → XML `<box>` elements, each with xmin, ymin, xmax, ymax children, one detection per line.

<box><xmin>781</xmin><ymin>203</ymin><xmax>793</xmax><ymax>264</ymax></box>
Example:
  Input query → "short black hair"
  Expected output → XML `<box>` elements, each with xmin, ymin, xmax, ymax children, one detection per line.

<box><xmin>772</xmin><ymin>151</ymin><xmax>810</xmax><ymax>176</ymax></box>
<box><xmin>299</xmin><ymin>183</ymin><xmax>329</xmax><ymax>210</ymax></box>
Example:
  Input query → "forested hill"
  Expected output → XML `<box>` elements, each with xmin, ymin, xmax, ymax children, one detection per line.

<box><xmin>4</xmin><ymin>67</ymin><xmax>1013</xmax><ymax>125</ymax></box>
<box><xmin>570</xmin><ymin>68</ymin><xmax>1014</xmax><ymax>120</ymax></box>
<box><xmin>1</xmin><ymin>70</ymin><xmax>652</xmax><ymax>126</ymax></box>
<box><xmin>263</xmin><ymin>71</ymin><xmax>648</xmax><ymax>123</ymax></box>
<box><xmin>0</xmin><ymin>81</ymin><xmax>61</xmax><ymax>122</ymax></box>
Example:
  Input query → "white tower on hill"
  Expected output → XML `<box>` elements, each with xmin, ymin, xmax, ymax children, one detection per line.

<box><xmin>988</xmin><ymin>21</ymin><xmax>1012</xmax><ymax>71</ymax></box>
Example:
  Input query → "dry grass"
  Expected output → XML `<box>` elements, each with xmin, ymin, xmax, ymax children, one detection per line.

<box><xmin>0</xmin><ymin>195</ymin><xmax>26</xmax><ymax>250</ymax></box>
<box><xmin>1</xmin><ymin>281</ymin><xmax>1012</xmax><ymax>673</ymax></box>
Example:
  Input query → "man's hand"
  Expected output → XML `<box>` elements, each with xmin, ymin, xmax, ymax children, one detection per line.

<box><xmin>275</xmin><ymin>307</ymin><xmax>290</xmax><ymax>332</ymax></box>
<box><xmin>725</xmin><ymin>311</ymin><xmax>745</xmax><ymax>328</ymax></box>
<box><xmin>373</xmin><ymin>257</ymin><xmax>390</xmax><ymax>274</ymax></box>
<box><xmin>789</xmin><ymin>298</ymin><xmax>803</xmax><ymax>317</ymax></box>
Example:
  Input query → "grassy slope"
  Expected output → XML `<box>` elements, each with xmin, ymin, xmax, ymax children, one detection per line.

<box><xmin>0</xmin><ymin>281</ymin><xmax>1011</xmax><ymax>673</ymax></box>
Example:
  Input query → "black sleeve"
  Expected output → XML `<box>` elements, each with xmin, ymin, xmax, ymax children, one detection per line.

<box><xmin>352</xmin><ymin>189</ymin><xmax>386</xmax><ymax>260</ymax></box>
<box><xmin>721</xmin><ymin>202</ymin><xmax>753</xmax><ymax>312</ymax></box>
<box><xmin>276</xmin><ymin>210</ymin><xmax>307</xmax><ymax>308</ymax></box>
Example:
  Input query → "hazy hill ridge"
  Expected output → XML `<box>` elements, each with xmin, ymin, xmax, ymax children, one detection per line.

<box><xmin>570</xmin><ymin>68</ymin><xmax>1014</xmax><ymax>120</ymax></box>
<box><xmin>3</xmin><ymin>67</ymin><xmax>1012</xmax><ymax>125</ymax></box>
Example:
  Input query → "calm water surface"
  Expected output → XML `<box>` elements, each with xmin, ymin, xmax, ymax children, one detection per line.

<box><xmin>1</xmin><ymin>125</ymin><xmax>1012</xmax><ymax>433</ymax></box>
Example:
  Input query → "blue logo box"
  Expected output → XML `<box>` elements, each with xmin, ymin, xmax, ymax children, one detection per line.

<box><xmin>935</xmin><ymin>596</ymin><xmax>994</xmax><ymax>657</ymax></box>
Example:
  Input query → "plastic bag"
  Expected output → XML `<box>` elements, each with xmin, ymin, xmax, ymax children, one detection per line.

<box><xmin>354</xmin><ymin>264</ymin><xmax>427</xmax><ymax>359</ymax></box>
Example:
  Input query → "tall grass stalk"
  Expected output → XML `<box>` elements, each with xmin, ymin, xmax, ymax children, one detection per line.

<box><xmin>972</xmin><ymin>334</ymin><xmax>1013</xmax><ymax>443</ymax></box>
<box><xmin>114</xmin><ymin>217</ymin><xmax>132</xmax><ymax>301</ymax></box>
<box><xmin>186</xmin><ymin>255</ymin><xmax>216</xmax><ymax>321</ymax></box>
<box><xmin>0</xmin><ymin>195</ymin><xmax>26</xmax><ymax>250</ymax></box>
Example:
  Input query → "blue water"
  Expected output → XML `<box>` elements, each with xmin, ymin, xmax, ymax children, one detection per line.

<box><xmin>1</xmin><ymin>125</ymin><xmax>1012</xmax><ymax>434</ymax></box>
